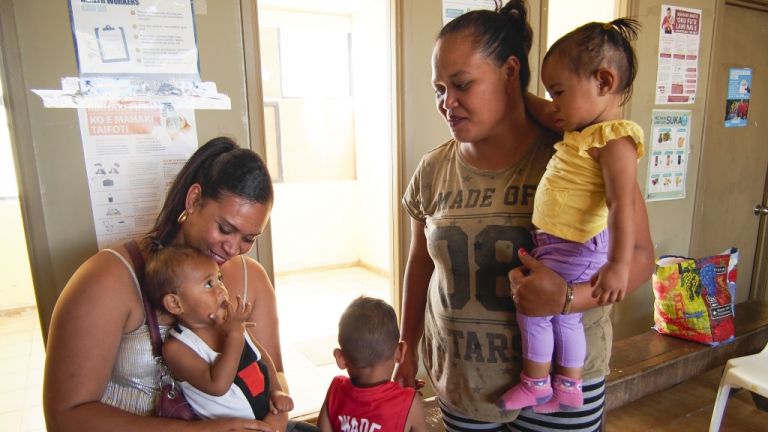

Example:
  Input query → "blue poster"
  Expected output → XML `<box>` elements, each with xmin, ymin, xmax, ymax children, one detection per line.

<box><xmin>724</xmin><ymin>68</ymin><xmax>751</xmax><ymax>128</ymax></box>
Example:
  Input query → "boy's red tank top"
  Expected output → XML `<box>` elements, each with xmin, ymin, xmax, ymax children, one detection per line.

<box><xmin>327</xmin><ymin>376</ymin><xmax>416</xmax><ymax>432</ymax></box>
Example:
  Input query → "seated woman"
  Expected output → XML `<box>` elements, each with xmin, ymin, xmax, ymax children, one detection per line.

<box><xmin>43</xmin><ymin>136</ymin><xmax>309</xmax><ymax>432</ymax></box>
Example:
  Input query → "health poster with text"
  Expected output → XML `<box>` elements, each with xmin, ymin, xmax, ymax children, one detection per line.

<box><xmin>655</xmin><ymin>5</ymin><xmax>702</xmax><ymax>104</ymax></box>
<box><xmin>77</xmin><ymin>105</ymin><xmax>197</xmax><ymax>248</ymax></box>
<box><xmin>645</xmin><ymin>110</ymin><xmax>691</xmax><ymax>201</ymax></box>
<box><xmin>68</xmin><ymin>0</ymin><xmax>199</xmax><ymax>77</ymax></box>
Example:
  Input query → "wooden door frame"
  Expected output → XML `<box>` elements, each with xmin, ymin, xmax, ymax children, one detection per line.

<box><xmin>727</xmin><ymin>0</ymin><xmax>768</xmax><ymax>12</ymax></box>
<box><xmin>240</xmin><ymin>0</ymin><xmax>276</xmax><ymax>281</ymax></box>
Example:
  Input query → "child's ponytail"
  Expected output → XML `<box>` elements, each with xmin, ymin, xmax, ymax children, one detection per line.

<box><xmin>605</xmin><ymin>18</ymin><xmax>640</xmax><ymax>104</ymax></box>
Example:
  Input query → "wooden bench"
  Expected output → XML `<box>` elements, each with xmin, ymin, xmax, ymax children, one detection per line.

<box><xmin>421</xmin><ymin>300</ymin><xmax>768</xmax><ymax>428</ymax></box>
<box><xmin>605</xmin><ymin>299</ymin><xmax>768</xmax><ymax>410</ymax></box>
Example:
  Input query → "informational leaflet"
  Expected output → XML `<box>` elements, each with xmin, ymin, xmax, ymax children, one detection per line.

<box><xmin>645</xmin><ymin>110</ymin><xmax>691</xmax><ymax>201</ymax></box>
<box><xmin>724</xmin><ymin>68</ymin><xmax>752</xmax><ymax>128</ymax></box>
<box><xmin>68</xmin><ymin>0</ymin><xmax>199</xmax><ymax>77</ymax></box>
<box><xmin>77</xmin><ymin>105</ymin><xmax>197</xmax><ymax>248</ymax></box>
<box><xmin>442</xmin><ymin>0</ymin><xmax>500</xmax><ymax>25</ymax></box>
<box><xmin>654</xmin><ymin>5</ymin><xmax>702</xmax><ymax>104</ymax></box>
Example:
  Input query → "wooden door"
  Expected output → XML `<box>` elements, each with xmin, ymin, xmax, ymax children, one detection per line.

<box><xmin>691</xmin><ymin>1</ymin><xmax>768</xmax><ymax>302</ymax></box>
<box><xmin>752</xmin><ymin>166</ymin><xmax>768</xmax><ymax>300</ymax></box>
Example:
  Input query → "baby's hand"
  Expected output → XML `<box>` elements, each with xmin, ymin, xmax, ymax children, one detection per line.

<box><xmin>590</xmin><ymin>262</ymin><xmax>629</xmax><ymax>305</ymax></box>
<box><xmin>269</xmin><ymin>390</ymin><xmax>294</xmax><ymax>414</ymax></box>
<box><xmin>215</xmin><ymin>295</ymin><xmax>252</xmax><ymax>336</ymax></box>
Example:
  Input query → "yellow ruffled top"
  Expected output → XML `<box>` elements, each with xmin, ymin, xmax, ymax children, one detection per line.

<box><xmin>532</xmin><ymin>120</ymin><xmax>645</xmax><ymax>243</ymax></box>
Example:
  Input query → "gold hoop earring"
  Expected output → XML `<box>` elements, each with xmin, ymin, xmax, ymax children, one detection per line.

<box><xmin>177</xmin><ymin>209</ymin><xmax>189</xmax><ymax>224</ymax></box>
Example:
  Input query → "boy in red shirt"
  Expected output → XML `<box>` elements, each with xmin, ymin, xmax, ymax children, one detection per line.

<box><xmin>318</xmin><ymin>296</ymin><xmax>428</xmax><ymax>432</ymax></box>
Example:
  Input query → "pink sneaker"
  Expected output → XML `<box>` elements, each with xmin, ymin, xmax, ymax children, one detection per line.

<box><xmin>497</xmin><ymin>374</ymin><xmax>552</xmax><ymax>410</ymax></box>
<box><xmin>533</xmin><ymin>374</ymin><xmax>583</xmax><ymax>413</ymax></box>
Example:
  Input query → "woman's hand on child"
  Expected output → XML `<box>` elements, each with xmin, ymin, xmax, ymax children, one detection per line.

<box><xmin>590</xmin><ymin>262</ymin><xmax>629</xmax><ymax>305</ymax></box>
<box><xmin>509</xmin><ymin>248</ymin><xmax>569</xmax><ymax>316</ymax></box>
<box><xmin>268</xmin><ymin>390</ymin><xmax>294</xmax><ymax>414</ymax></box>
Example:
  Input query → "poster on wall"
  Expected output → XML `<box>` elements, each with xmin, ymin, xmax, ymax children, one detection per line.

<box><xmin>35</xmin><ymin>0</ymin><xmax>231</xmax><ymax>109</ymax></box>
<box><xmin>442</xmin><ymin>0</ymin><xmax>502</xmax><ymax>24</ymax></box>
<box><xmin>77</xmin><ymin>105</ymin><xmax>197</xmax><ymax>248</ymax></box>
<box><xmin>724</xmin><ymin>68</ymin><xmax>752</xmax><ymax>128</ymax></box>
<box><xmin>646</xmin><ymin>110</ymin><xmax>691</xmax><ymax>201</ymax></box>
<box><xmin>68</xmin><ymin>0</ymin><xmax>199</xmax><ymax>77</ymax></box>
<box><xmin>654</xmin><ymin>5</ymin><xmax>702</xmax><ymax>104</ymax></box>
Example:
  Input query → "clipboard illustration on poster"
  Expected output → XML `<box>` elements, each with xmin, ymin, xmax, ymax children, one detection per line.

<box><xmin>35</xmin><ymin>1</ymin><xmax>230</xmax><ymax>110</ymax></box>
<box><xmin>95</xmin><ymin>25</ymin><xmax>130</xmax><ymax>63</ymax></box>
<box><xmin>68</xmin><ymin>0</ymin><xmax>199</xmax><ymax>77</ymax></box>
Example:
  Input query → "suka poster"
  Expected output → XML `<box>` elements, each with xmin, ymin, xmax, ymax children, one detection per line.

<box><xmin>646</xmin><ymin>110</ymin><xmax>691</xmax><ymax>201</ymax></box>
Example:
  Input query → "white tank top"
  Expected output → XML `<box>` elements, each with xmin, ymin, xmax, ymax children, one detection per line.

<box><xmin>99</xmin><ymin>248</ymin><xmax>170</xmax><ymax>415</ymax></box>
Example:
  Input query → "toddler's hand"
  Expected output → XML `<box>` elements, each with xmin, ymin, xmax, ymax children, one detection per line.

<box><xmin>214</xmin><ymin>295</ymin><xmax>252</xmax><ymax>336</ymax></box>
<box><xmin>269</xmin><ymin>390</ymin><xmax>294</xmax><ymax>414</ymax></box>
<box><xmin>590</xmin><ymin>262</ymin><xmax>629</xmax><ymax>305</ymax></box>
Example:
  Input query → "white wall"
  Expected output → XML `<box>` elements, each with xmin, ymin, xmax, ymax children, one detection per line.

<box><xmin>270</xmin><ymin>181</ymin><xmax>361</xmax><ymax>273</ymax></box>
<box><xmin>0</xmin><ymin>66</ymin><xmax>35</xmax><ymax>310</ymax></box>
<box><xmin>268</xmin><ymin>0</ymin><xmax>392</xmax><ymax>275</ymax></box>
<box><xmin>352</xmin><ymin>0</ymin><xmax>392</xmax><ymax>274</ymax></box>
<box><xmin>546</xmin><ymin>0</ymin><xmax>617</xmax><ymax>51</ymax></box>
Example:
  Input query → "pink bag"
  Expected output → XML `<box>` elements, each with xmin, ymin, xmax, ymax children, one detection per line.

<box><xmin>157</xmin><ymin>379</ymin><xmax>199</xmax><ymax>421</ymax></box>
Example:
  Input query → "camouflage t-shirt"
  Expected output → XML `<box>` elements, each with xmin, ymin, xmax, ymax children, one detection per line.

<box><xmin>402</xmin><ymin>136</ymin><xmax>612</xmax><ymax>422</ymax></box>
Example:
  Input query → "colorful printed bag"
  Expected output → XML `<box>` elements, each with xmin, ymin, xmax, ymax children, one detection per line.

<box><xmin>652</xmin><ymin>248</ymin><xmax>737</xmax><ymax>346</ymax></box>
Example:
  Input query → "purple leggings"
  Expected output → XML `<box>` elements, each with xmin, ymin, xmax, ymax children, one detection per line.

<box><xmin>517</xmin><ymin>229</ymin><xmax>609</xmax><ymax>367</ymax></box>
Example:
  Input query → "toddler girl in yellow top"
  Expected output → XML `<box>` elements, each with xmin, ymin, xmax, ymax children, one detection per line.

<box><xmin>498</xmin><ymin>18</ymin><xmax>645</xmax><ymax>413</ymax></box>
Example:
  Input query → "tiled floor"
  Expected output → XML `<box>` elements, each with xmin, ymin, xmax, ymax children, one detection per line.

<box><xmin>0</xmin><ymin>266</ymin><xmax>389</xmax><ymax>430</ymax></box>
<box><xmin>275</xmin><ymin>266</ymin><xmax>391</xmax><ymax>416</ymax></box>
<box><xmin>6</xmin><ymin>270</ymin><xmax>766</xmax><ymax>430</ymax></box>
<box><xmin>0</xmin><ymin>307</ymin><xmax>46</xmax><ymax>432</ymax></box>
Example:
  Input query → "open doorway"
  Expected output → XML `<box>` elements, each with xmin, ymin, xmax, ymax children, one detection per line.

<box><xmin>256</xmin><ymin>0</ymin><xmax>395</xmax><ymax>416</ymax></box>
<box><xmin>0</xmin><ymin>48</ymin><xmax>46</xmax><ymax>431</ymax></box>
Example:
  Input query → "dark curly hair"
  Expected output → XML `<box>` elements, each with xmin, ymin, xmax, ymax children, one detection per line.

<box><xmin>544</xmin><ymin>18</ymin><xmax>641</xmax><ymax>105</ymax></box>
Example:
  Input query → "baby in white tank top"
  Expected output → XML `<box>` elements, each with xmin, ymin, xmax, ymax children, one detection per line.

<box><xmin>143</xmin><ymin>245</ymin><xmax>293</xmax><ymax>420</ymax></box>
